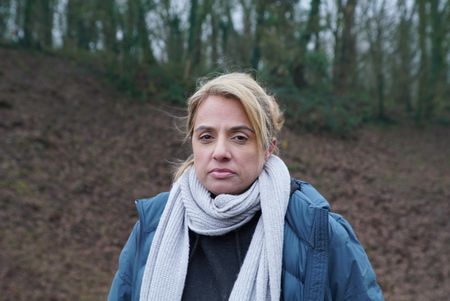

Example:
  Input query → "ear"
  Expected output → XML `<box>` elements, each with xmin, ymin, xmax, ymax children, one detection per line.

<box><xmin>265</xmin><ymin>138</ymin><xmax>277</xmax><ymax>160</ymax></box>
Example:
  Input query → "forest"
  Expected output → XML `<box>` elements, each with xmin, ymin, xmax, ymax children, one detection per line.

<box><xmin>0</xmin><ymin>0</ymin><xmax>448</xmax><ymax>134</ymax></box>
<box><xmin>1</xmin><ymin>1</ymin><xmax>450</xmax><ymax>301</ymax></box>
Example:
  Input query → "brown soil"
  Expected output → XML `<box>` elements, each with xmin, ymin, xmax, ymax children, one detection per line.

<box><xmin>1</xmin><ymin>48</ymin><xmax>449</xmax><ymax>301</ymax></box>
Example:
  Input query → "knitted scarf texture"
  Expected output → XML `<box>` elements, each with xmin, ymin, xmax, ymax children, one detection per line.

<box><xmin>140</xmin><ymin>155</ymin><xmax>291</xmax><ymax>301</ymax></box>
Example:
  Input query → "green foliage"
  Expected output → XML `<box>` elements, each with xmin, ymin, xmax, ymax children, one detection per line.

<box><xmin>270</xmin><ymin>79</ymin><xmax>369</xmax><ymax>136</ymax></box>
<box><xmin>303</xmin><ymin>51</ymin><xmax>330</xmax><ymax>89</ymax></box>
<box><xmin>0</xmin><ymin>0</ymin><xmax>448</xmax><ymax>134</ymax></box>
<box><xmin>155</xmin><ymin>68</ymin><xmax>191</xmax><ymax>105</ymax></box>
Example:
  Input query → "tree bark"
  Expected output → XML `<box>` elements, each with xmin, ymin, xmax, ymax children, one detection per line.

<box><xmin>292</xmin><ymin>0</ymin><xmax>321</xmax><ymax>89</ymax></box>
<box><xmin>394</xmin><ymin>0</ymin><xmax>414</xmax><ymax>114</ymax></box>
<box><xmin>250</xmin><ymin>0</ymin><xmax>266</xmax><ymax>71</ymax></box>
<box><xmin>428</xmin><ymin>0</ymin><xmax>447</xmax><ymax>118</ymax></box>
<box><xmin>333</xmin><ymin>0</ymin><xmax>357</xmax><ymax>96</ymax></box>
<box><xmin>41</xmin><ymin>0</ymin><xmax>54</xmax><ymax>48</ymax></box>
<box><xmin>416</xmin><ymin>0</ymin><xmax>429</xmax><ymax>123</ymax></box>
<box><xmin>100</xmin><ymin>0</ymin><xmax>118</xmax><ymax>53</ymax></box>
<box><xmin>22</xmin><ymin>0</ymin><xmax>34</xmax><ymax>47</ymax></box>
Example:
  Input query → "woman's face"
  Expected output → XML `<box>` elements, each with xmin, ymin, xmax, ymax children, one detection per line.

<box><xmin>192</xmin><ymin>95</ymin><xmax>273</xmax><ymax>195</ymax></box>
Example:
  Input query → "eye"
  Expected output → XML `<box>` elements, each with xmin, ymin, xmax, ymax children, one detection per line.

<box><xmin>232</xmin><ymin>134</ymin><xmax>248</xmax><ymax>143</ymax></box>
<box><xmin>198</xmin><ymin>134</ymin><xmax>214</xmax><ymax>142</ymax></box>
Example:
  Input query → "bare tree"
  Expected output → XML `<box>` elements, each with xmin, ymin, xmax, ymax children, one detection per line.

<box><xmin>365</xmin><ymin>0</ymin><xmax>389</xmax><ymax>119</ymax></box>
<box><xmin>291</xmin><ymin>0</ymin><xmax>321</xmax><ymax>89</ymax></box>
<box><xmin>332</xmin><ymin>0</ymin><xmax>358</xmax><ymax>96</ymax></box>
<box><xmin>391</xmin><ymin>0</ymin><xmax>415</xmax><ymax>115</ymax></box>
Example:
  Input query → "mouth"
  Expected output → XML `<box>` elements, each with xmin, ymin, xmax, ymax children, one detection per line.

<box><xmin>209</xmin><ymin>168</ymin><xmax>235</xmax><ymax>179</ymax></box>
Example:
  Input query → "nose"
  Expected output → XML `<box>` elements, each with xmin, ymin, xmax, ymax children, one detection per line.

<box><xmin>212</xmin><ymin>137</ymin><xmax>231</xmax><ymax>161</ymax></box>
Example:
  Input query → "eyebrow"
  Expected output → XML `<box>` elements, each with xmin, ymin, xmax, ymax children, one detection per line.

<box><xmin>194</xmin><ymin>125</ymin><xmax>255</xmax><ymax>133</ymax></box>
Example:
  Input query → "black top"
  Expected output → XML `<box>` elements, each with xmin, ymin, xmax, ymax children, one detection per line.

<box><xmin>182</xmin><ymin>211</ymin><xmax>261</xmax><ymax>301</ymax></box>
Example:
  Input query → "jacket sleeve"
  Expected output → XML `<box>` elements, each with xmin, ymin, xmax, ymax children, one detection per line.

<box><xmin>108</xmin><ymin>221</ymin><xmax>140</xmax><ymax>301</ymax></box>
<box><xmin>327</xmin><ymin>213</ymin><xmax>384</xmax><ymax>301</ymax></box>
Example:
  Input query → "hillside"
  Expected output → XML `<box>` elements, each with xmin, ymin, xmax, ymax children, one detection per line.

<box><xmin>1</xmin><ymin>48</ymin><xmax>449</xmax><ymax>301</ymax></box>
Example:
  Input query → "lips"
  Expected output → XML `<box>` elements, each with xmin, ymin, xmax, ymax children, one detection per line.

<box><xmin>209</xmin><ymin>168</ymin><xmax>235</xmax><ymax>179</ymax></box>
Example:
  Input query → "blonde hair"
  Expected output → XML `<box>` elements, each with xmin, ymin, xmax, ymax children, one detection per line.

<box><xmin>174</xmin><ymin>73</ymin><xmax>284</xmax><ymax>179</ymax></box>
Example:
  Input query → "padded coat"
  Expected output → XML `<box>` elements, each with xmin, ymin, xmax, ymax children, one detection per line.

<box><xmin>108</xmin><ymin>180</ymin><xmax>384</xmax><ymax>300</ymax></box>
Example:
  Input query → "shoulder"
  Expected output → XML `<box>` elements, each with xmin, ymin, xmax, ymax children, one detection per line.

<box><xmin>286</xmin><ymin>179</ymin><xmax>361</xmax><ymax>249</ymax></box>
<box><xmin>285</xmin><ymin>180</ymin><xmax>331</xmax><ymax>246</ymax></box>
<box><xmin>291</xmin><ymin>179</ymin><xmax>330</xmax><ymax>210</ymax></box>
<box><xmin>288</xmin><ymin>180</ymin><xmax>330</xmax><ymax>215</ymax></box>
<box><xmin>135</xmin><ymin>192</ymin><xmax>169</xmax><ymax>232</ymax></box>
<box><xmin>288</xmin><ymin>180</ymin><xmax>383</xmax><ymax>299</ymax></box>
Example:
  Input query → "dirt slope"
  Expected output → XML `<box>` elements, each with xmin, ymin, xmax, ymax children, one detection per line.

<box><xmin>1</xmin><ymin>48</ymin><xmax>449</xmax><ymax>301</ymax></box>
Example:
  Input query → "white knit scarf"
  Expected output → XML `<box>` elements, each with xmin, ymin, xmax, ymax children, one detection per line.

<box><xmin>140</xmin><ymin>155</ymin><xmax>291</xmax><ymax>301</ymax></box>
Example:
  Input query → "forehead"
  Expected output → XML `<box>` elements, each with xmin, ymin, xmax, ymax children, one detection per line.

<box><xmin>194</xmin><ymin>95</ymin><xmax>252</xmax><ymax>128</ymax></box>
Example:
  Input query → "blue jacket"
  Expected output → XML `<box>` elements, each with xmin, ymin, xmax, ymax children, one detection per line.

<box><xmin>108</xmin><ymin>180</ymin><xmax>384</xmax><ymax>300</ymax></box>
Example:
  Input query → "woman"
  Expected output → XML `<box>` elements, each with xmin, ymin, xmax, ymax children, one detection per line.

<box><xmin>108</xmin><ymin>73</ymin><xmax>384</xmax><ymax>300</ymax></box>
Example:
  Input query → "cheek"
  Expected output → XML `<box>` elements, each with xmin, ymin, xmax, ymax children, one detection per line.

<box><xmin>255</xmin><ymin>158</ymin><xmax>266</xmax><ymax>175</ymax></box>
<box><xmin>192</xmin><ymin>142</ymin><xmax>203</xmax><ymax>160</ymax></box>
<box><xmin>254</xmin><ymin>148</ymin><xmax>267</xmax><ymax>165</ymax></box>
<box><xmin>243</xmin><ymin>152</ymin><xmax>266</xmax><ymax>176</ymax></box>
<box><xmin>192</xmin><ymin>145</ymin><xmax>208</xmax><ymax>172</ymax></box>
<box><xmin>193</xmin><ymin>157</ymin><xmax>205</xmax><ymax>183</ymax></box>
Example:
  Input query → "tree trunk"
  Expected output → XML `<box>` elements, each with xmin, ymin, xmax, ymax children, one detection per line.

<box><xmin>416</xmin><ymin>0</ymin><xmax>429</xmax><ymax>124</ymax></box>
<box><xmin>166</xmin><ymin>15</ymin><xmax>183</xmax><ymax>64</ymax></box>
<box><xmin>220</xmin><ymin>1</ymin><xmax>234</xmax><ymax>60</ymax></box>
<box><xmin>210</xmin><ymin>4</ymin><xmax>218</xmax><ymax>66</ymax></box>
<box><xmin>101</xmin><ymin>0</ymin><xmax>118</xmax><ymax>53</ymax></box>
<box><xmin>428</xmin><ymin>0</ymin><xmax>446</xmax><ymax>118</ymax></box>
<box><xmin>0</xmin><ymin>1</ymin><xmax>11</xmax><ymax>41</ymax></box>
<box><xmin>136</xmin><ymin>1</ymin><xmax>155</xmax><ymax>64</ymax></box>
<box><xmin>22</xmin><ymin>0</ymin><xmax>34</xmax><ymax>47</ymax></box>
<box><xmin>185</xmin><ymin>0</ymin><xmax>200</xmax><ymax>78</ymax></box>
<box><xmin>395</xmin><ymin>0</ymin><xmax>414</xmax><ymax>115</ymax></box>
<box><xmin>333</xmin><ymin>0</ymin><xmax>357</xmax><ymax>96</ymax></box>
<box><xmin>184</xmin><ymin>0</ymin><xmax>209</xmax><ymax>78</ymax></box>
<box><xmin>40</xmin><ymin>0</ymin><xmax>53</xmax><ymax>48</ymax></box>
<box><xmin>366</xmin><ymin>0</ymin><xmax>386</xmax><ymax>120</ymax></box>
<box><xmin>250</xmin><ymin>0</ymin><xmax>266</xmax><ymax>71</ymax></box>
<box><xmin>292</xmin><ymin>0</ymin><xmax>321</xmax><ymax>89</ymax></box>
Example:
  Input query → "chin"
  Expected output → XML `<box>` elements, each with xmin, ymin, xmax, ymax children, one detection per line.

<box><xmin>211</xmin><ymin>185</ymin><xmax>248</xmax><ymax>196</ymax></box>
<box><xmin>207</xmin><ymin>183</ymin><xmax>238</xmax><ymax>196</ymax></box>
<box><xmin>209</xmin><ymin>187</ymin><xmax>235</xmax><ymax>196</ymax></box>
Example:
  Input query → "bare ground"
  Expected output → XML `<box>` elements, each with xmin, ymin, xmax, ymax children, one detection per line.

<box><xmin>1</xmin><ymin>48</ymin><xmax>449</xmax><ymax>301</ymax></box>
